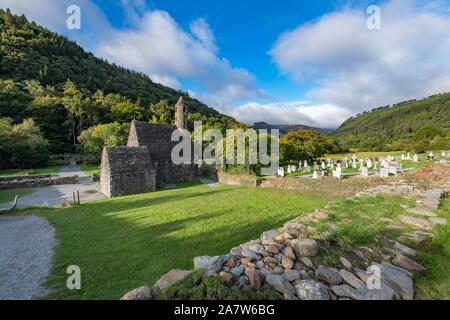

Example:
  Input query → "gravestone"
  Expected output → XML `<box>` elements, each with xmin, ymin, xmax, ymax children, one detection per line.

<box><xmin>360</xmin><ymin>167</ymin><xmax>369</xmax><ymax>177</ymax></box>
<box><xmin>379</xmin><ymin>168</ymin><xmax>389</xmax><ymax>178</ymax></box>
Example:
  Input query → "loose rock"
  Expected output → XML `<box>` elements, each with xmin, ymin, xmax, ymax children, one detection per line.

<box><xmin>194</xmin><ymin>255</ymin><xmax>228</xmax><ymax>275</ymax></box>
<box><xmin>315</xmin><ymin>267</ymin><xmax>343</xmax><ymax>286</ymax></box>
<box><xmin>157</xmin><ymin>269</ymin><xmax>192</xmax><ymax>290</ymax></box>
<box><xmin>120</xmin><ymin>286</ymin><xmax>153</xmax><ymax>300</ymax></box>
<box><xmin>392</xmin><ymin>254</ymin><xmax>426</xmax><ymax>274</ymax></box>
<box><xmin>292</xmin><ymin>239</ymin><xmax>319</xmax><ymax>257</ymax></box>
<box><xmin>339</xmin><ymin>256</ymin><xmax>352</xmax><ymax>270</ymax></box>
<box><xmin>295</xmin><ymin>280</ymin><xmax>330</xmax><ymax>300</ymax></box>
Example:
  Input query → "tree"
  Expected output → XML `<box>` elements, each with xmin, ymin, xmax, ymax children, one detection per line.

<box><xmin>149</xmin><ymin>99</ymin><xmax>174</xmax><ymax>124</ymax></box>
<box><xmin>78</xmin><ymin>122</ymin><xmax>129</xmax><ymax>164</ymax></box>
<box><xmin>62</xmin><ymin>80</ymin><xmax>91</xmax><ymax>147</ymax></box>
<box><xmin>280</xmin><ymin>130</ymin><xmax>332</xmax><ymax>163</ymax></box>
<box><xmin>0</xmin><ymin>79</ymin><xmax>31</xmax><ymax>122</ymax></box>
<box><xmin>0</xmin><ymin>118</ymin><xmax>50</xmax><ymax>169</ymax></box>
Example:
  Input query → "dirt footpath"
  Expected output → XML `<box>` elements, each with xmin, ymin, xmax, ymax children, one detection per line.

<box><xmin>0</xmin><ymin>215</ymin><xmax>55</xmax><ymax>300</ymax></box>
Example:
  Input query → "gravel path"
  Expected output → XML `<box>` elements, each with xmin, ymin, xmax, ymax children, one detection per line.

<box><xmin>0</xmin><ymin>215</ymin><xmax>55</xmax><ymax>300</ymax></box>
<box><xmin>0</xmin><ymin>164</ymin><xmax>105</xmax><ymax>209</ymax></box>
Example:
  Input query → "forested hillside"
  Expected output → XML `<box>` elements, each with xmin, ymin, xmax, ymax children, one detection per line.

<box><xmin>335</xmin><ymin>93</ymin><xmax>450</xmax><ymax>152</ymax></box>
<box><xmin>0</xmin><ymin>9</ymin><xmax>240</xmax><ymax>164</ymax></box>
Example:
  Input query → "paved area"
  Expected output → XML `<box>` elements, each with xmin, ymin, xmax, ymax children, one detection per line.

<box><xmin>0</xmin><ymin>215</ymin><xmax>55</xmax><ymax>300</ymax></box>
<box><xmin>0</xmin><ymin>165</ymin><xmax>105</xmax><ymax>209</ymax></box>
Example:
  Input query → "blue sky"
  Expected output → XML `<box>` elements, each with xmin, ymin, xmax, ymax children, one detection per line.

<box><xmin>2</xmin><ymin>0</ymin><xmax>450</xmax><ymax>128</ymax></box>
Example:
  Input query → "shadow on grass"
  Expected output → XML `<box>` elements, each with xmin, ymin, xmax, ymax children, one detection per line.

<box><xmin>36</xmin><ymin>184</ymin><xmax>329</xmax><ymax>300</ymax></box>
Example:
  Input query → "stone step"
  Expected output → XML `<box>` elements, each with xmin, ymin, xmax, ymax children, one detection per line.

<box><xmin>406</xmin><ymin>207</ymin><xmax>437</xmax><ymax>217</ymax></box>
<box><xmin>398</xmin><ymin>215</ymin><xmax>433</xmax><ymax>231</ymax></box>
<box><xmin>429</xmin><ymin>217</ymin><xmax>447</xmax><ymax>226</ymax></box>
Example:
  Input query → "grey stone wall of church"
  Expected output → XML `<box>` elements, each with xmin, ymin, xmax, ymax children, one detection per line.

<box><xmin>154</xmin><ymin>161</ymin><xmax>198</xmax><ymax>187</ymax></box>
<box><xmin>100</xmin><ymin>147</ymin><xmax>156</xmax><ymax>198</ymax></box>
<box><xmin>105</xmin><ymin>171</ymin><xmax>156</xmax><ymax>197</ymax></box>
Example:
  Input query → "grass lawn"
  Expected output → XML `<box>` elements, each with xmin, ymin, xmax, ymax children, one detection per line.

<box><xmin>0</xmin><ymin>166</ymin><xmax>61</xmax><ymax>177</ymax></box>
<box><xmin>79</xmin><ymin>164</ymin><xmax>100</xmax><ymax>176</ymax></box>
<box><xmin>32</xmin><ymin>183</ymin><xmax>336</xmax><ymax>300</ymax></box>
<box><xmin>0</xmin><ymin>189</ymin><xmax>34</xmax><ymax>204</ymax></box>
<box><xmin>415</xmin><ymin>199</ymin><xmax>450</xmax><ymax>300</ymax></box>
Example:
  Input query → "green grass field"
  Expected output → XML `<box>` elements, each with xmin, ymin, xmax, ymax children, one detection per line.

<box><xmin>415</xmin><ymin>200</ymin><xmax>450</xmax><ymax>300</ymax></box>
<box><xmin>33</xmin><ymin>183</ymin><xmax>335</xmax><ymax>300</ymax></box>
<box><xmin>0</xmin><ymin>166</ymin><xmax>61</xmax><ymax>177</ymax></box>
<box><xmin>79</xmin><ymin>164</ymin><xmax>100</xmax><ymax>176</ymax></box>
<box><xmin>0</xmin><ymin>189</ymin><xmax>34</xmax><ymax>204</ymax></box>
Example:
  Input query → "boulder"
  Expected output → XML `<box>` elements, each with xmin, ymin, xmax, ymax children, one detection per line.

<box><xmin>219</xmin><ymin>271</ymin><xmax>234</xmax><ymax>283</ymax></box>
<box><xmin>120</xmin><ymin>286</ymin><xmax>153</xmax><ymax>300</ymax></box>
<box><xmin>265</xmin><ymin>244</ymin><xmax>279</xmax><ymax>254</ymax></box>
<box><xmin>194</xmin><ymin>255</ymin><xmax>228</xmax><ymax>275</ymax></box>
<box><xmin>339</xmin><ymin>256</ymin><xmax>352</xmax><ymax>270</ymax></box>
<box><xmin>291</xmin><ymin>239</ymin><xmax>319</xmax><ymax>257</ymax></box>
<box><xmin>315</xmin><ymin>267</ymin><xmax>343</xmax><ymax>286</ymax></box>
<box><xmin>392</xmin><ymin>254</ymin><xmax>426</xmax><ymax>273</ymax></box>
<box><xmin>300</xmin><ymin>257</ymin><xmax>315</xmax><ymax>269</ymax></box>
<box><xmin>241</xmin><ymin>249</ymin><xmax>261</xmax><ymax>261</ymax></box>
<box><xmin>295</xmin><ymin>280</ymin><xmax>330</xmax><ymax>300</ymax></box>
<box><xmin>371</xmin><ymin>262</ymin><xmax>414</xmax><ymax>300</ymax></box>
<box><xmin>225</xmin><ymin>258</ymin><xmax>236</xmax><ymax>268</ymax></box>
<box><xmin>283</xmin><ymin>246</ymin><xmax>296</xmax><ymax>260</ymax></box>
<box><xmin>339</xmin><ymin>270</ymin><xmax>365</xmax><ymax>289</ymax></box>
<box><xmin>284</xmin><ymin>269</ymin><xmax>301</xmax><ymax>282</ymax></box>
<box><xmin>265</xmin><ymin>273</ymin><xmax>295</xmax><ymax>295</ymax></box>
<box><xmin>230</xmin><ymin>246</ymin><xmax>241</xmax><ymax>256</ymax></box>
<box><xmin>157</xmin><ymin>269</ymin><xmax>192</xmax><ymax>290</ymax></box>
<box><xmin>393</xmin><ymin>241</ymin><xmax>416</xmax><ymax>257</ymax></box>
<box><xmin>245</xmin><ymin>267</ymin><xmax>262</xmax><ymax>289</ymax></box>
<box><xmin>260</xmin><ymin>229</ymin><xmax>280</xmax><ymax>244</ymax></box>
<box><xmin>281</xmin><ymin>256</ymin><xmax>294</xmax><ymax>270</ymax></box>
<box><xmin>331</xmin><ymin>282</ymin><xmax>397</xmax><ymax>300</ymax></box>
<box><xmin>230</xmin><ymin>266</ymin><xmax>245</xmax><ymax>277</ymax></box>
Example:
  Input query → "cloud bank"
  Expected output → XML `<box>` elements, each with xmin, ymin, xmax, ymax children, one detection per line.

<box><xmin>2</xmin><ymin>0</ymin><xmax>450</xmax><ymax>128</ymax></box>
<box><xmin>270</xmin><ymin>0</ymin><xmax>450</xmax><ymax>113</ymax></box>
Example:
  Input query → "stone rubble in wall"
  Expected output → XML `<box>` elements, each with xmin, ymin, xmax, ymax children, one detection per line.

<box><xmin>121</xmin><ymin>178</ymin><xmax>448</xmax><ymax>301</ymax></box>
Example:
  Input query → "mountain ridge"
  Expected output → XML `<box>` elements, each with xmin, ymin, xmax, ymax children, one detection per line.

<box><xmin>253</xmin><ymin>121</ymin><xmax>334</xmax><ymax>135</ymax></box>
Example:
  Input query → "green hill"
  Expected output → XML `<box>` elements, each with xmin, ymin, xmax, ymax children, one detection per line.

<box><xmin>335</xmin><ymin>93</ymin><xmax>450</xmax><ymax>152</ymax></box>
<box><xmin>0</xmin><ymin>9</ymin><xmax>239</xmax><ymax>153</ymax></box>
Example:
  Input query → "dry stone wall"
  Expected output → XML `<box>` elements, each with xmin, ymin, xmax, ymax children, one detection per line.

<box><xmin>0</xmin><ymin>174</ymin><xmax>78</xmax><ymax>190</ymax></box>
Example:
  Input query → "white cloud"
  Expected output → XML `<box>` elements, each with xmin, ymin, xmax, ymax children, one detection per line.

<box><xmin>270</xmin><ymin>0</ymin><xmax>450</xmax><ymax>112</ymax></box>
<box><xmin>0</xmin><ymin>0</ymin><xmax>112</xmax><ymax>48</ymax></box>
<box><xmin>95</xmin><ymin>10</ymin><xmax>264</xmax><ymax>105</ymax></box>
<box><xmin>218</xmin><ymin>101</ymin><xmax>353</xmax><ymax>128</ymax></box>
<box><xmin>0</xmin><ymin>1</ymin><xmax>263</xmax><ymax>108</ymax></box>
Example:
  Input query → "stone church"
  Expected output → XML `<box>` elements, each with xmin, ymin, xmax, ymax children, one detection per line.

<box><xmin>100</xmin><ymin>97</ymin><xmax>198</xmax><ymax>198</ymax></box>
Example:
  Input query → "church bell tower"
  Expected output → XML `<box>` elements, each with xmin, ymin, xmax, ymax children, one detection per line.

<box><xmin>175</xmin><ymin>96</ymin><xmax>187</xmax><ymax>130</ymax></box>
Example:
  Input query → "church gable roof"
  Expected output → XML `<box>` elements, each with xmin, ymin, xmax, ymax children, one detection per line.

<box><xmin>128</xmin><ymin>120</ymin><xmax>179</xmax><ymax>161</ymax></box>
<box><xmin>102</xmin><ymin>146</ymin><xmax>154</xmax><ymax>175</ymax></box>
